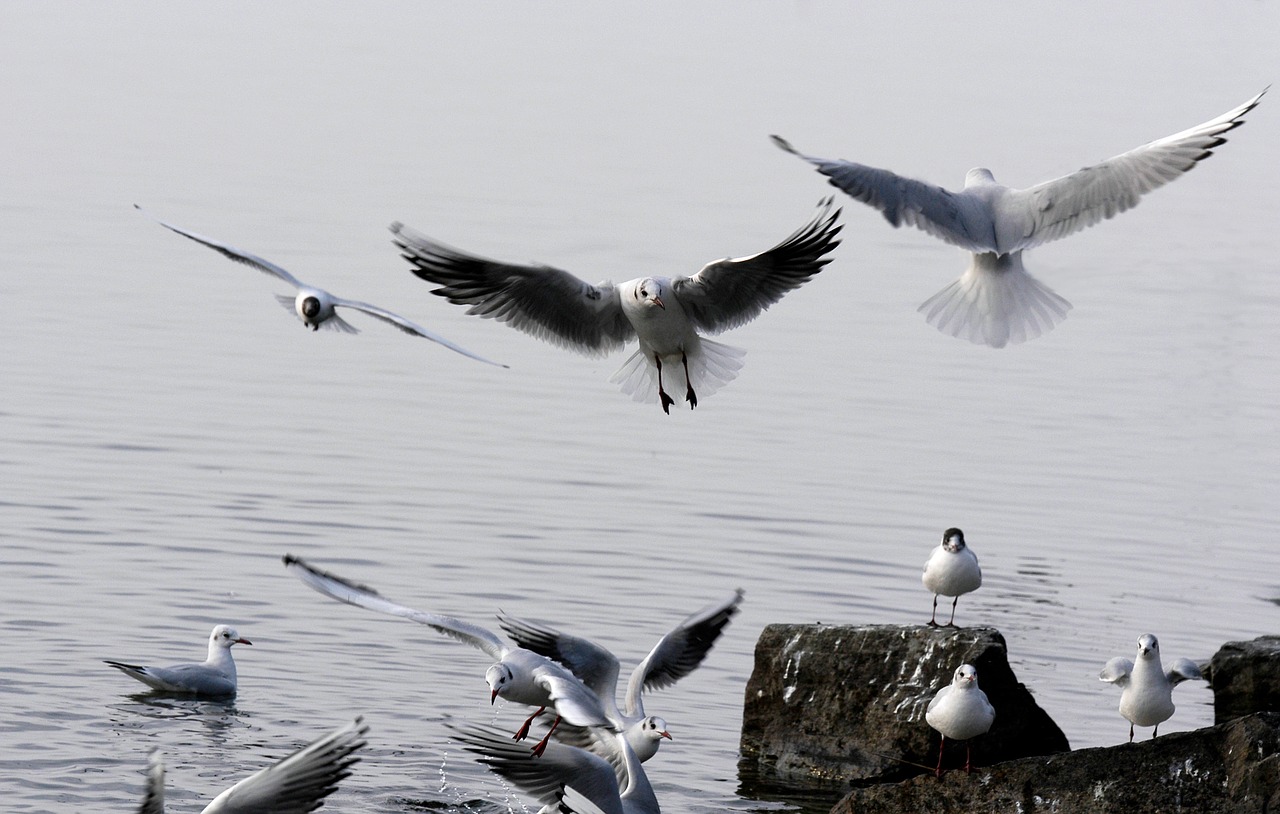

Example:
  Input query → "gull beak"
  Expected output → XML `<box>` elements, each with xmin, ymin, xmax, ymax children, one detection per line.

<box><xmin>236</xmin><ymin>638</ymin><xmax>252</xmax><ymax>646</ymax></box>
<box><xmin>660</xmin><ymin>730</ymin><xmax>673</xmax><ymax>740</ymax></box>
<box><xmin>653</xmin><ymin>295</ymin><xmax>665</xmax><ymax>310</ymax></box>
<box><xmin>490</xmin><ymin>688</ymin><xmax>499</xmax><ymax>704</ymax></box>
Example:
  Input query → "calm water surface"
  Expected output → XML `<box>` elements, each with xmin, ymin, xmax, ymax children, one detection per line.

<box><xmin>2</xmin><ymin>3</ymin><xmax>1278</xmax><ymax>812</ymax></box>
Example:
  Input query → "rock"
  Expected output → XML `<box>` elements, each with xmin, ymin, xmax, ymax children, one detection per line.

<box><xmin>1208</xmin><ymin>635</ymin><xmax>1280</xmax><ymax>724</ymax></box>
<box><xmin>738</xmin><ymin>624</ymin><xmax>1068</xmax><ymax>792</ymax></box>
<box><xmin>831</xmin><ymin>712</ymin><xmax>1280</xmax><ymax>814</ymax></box>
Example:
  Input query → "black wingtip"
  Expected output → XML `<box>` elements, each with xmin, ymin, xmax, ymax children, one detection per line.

<box><xmin>770</xmin><ymin>134</ymin><xmax>800</xmax><ymax>155</ymax></box>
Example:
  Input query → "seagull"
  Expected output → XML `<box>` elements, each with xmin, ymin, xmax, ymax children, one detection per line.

<box><xmin>136</xmin><ymin>716</ymin><xmax>367</xmax><ymax>814</ymax></box>
<box><xmin>282</xmin><ymin>554</ymin><xmax>615</xmax><ymax>756</ymax></box>
<box><xmin>496</xmin><ymin>588</ymin><xmax>743</xmax><ymax>762</ymax></box>
<box><xmin>105</xmin><ymin>624</ymin><xmax>251</xmax><ymax>697</ymax></box>
<box><xmin>924</xmin><ymin>664</ymin><xmax>995</xmax><ymax>777</ymax></box>
<box><xmin>922</xmin><ymin>528</ymin><xmax>982</xmax><ymax>627</ymax></box>
<box><xmin>135</xmin><ymin>205</ymin><xmax>506</xmax><ymax>367</ymax></box>
<box><xmin>772</xmin><ymin>88</ymin><xmax>1265</xmax><ymax>348</ymax></box>
<box><xmin>1099</xmin><ymin>633</ymin><xmax>1203</xmax><ymax>743</ymax></box>
<box><xmin>449</xmin><ymin>719</ymin><xmax>659</xmax><ymax>814</ymax></box>
<box><xmin>390</xmin><ymin>198</ymin><xmax>841</xmax><ymax>413</ymax></box>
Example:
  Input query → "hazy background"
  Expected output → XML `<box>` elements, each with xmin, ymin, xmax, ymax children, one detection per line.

<box><xmin>2</xmin><ymin>2</ymin><xmax>1277</xmax><ymax>812</ymax></box>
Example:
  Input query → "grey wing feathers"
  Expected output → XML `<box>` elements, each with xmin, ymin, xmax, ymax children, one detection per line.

<box><xmin>497</xmin><ymin>612</ymin><xmax>622</xmax><ymax>702</ymax></box>
<box><xmin>138</xmin><ymin>750</ymin><xmax>165</xmax><ymax>814</ymax></box>
<box><xmin>1099</xmin><ymin>657</ymin><xmax>1133</xmax><ymax>685</ymax></box>
<box><xmin>624</xmin><ymin>589</ymin><xmax>743</xmax><ymax>715</ymax></box>
<box><xmin>329</xmin><ymin>297</ymin><xmax>508</xmax><ymax>367</ymax></box>
<box><xmin>135</xmin><ymin>204</ymin><xmax>305</xmax><ymax>288</ymax></box>
<box><xmin>202</xmin><ymin>717</ymin><xmax>368</xmax><ymax>814</ymax></box>
<box><xmin>391</xmin><ymin>222</ymin><xmax>633</xmax><ymax>356</ymax></box>
<box><xmin>282</xmin><ymin>554</ymin><xmax>507</xmax><ymax>659</ymax></box>
<box><xmin>672</xmin><ymin>199</ymin><xmax>841</xmax><ymax>334</ymax></box>
<box><xmin>1167</xmin><ymin>657</ymin><xmax>1203</xmax><ymax>685</ymax></box>
<box><xmin>771</xmin><ymin>137</ymin><xmax>986</xmax><ymax>251</ymax></box>
<box><xmin>1018</xmin><ymin>88</ymin><xmax>1265</xmax><ymax>248</ymax></box>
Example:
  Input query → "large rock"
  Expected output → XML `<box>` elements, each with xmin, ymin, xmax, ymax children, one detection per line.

<box><xmin>1208</xmin><ymin>635</ymin><xmax>1280</xmax><ymax>724</ymax></box>
<box><xmin>832</xmin><ymin>712</ymin><xmax>1280</xmax><ymax>813</ymax></box>
<box><xmin>738</xmin><ymin>624</ymin><xmax>1068</xmax><ymax>791</ymax></box>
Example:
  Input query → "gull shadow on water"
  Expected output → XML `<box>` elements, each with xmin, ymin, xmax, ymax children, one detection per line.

<box><xmin>107</xmin><ymin>693</ymin><xmax>243</xmax><ymax>736</ymax></box>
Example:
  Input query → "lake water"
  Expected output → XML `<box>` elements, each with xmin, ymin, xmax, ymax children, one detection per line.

<box><xmin>2</xmin><ymin>2</ymin><xmax>1278</xmax><ymax>812</ymax></box>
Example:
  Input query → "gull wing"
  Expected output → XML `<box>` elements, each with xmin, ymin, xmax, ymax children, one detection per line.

<box><xmin>1167</xmin><ymin>657</ymin><xmax>1203</xmax><ymax>686</ymax></box>
<box><xmin>282</xmin><ymin>555</ymin><xmax>507</xmax><ymax>660</ymax></box>
<box><xmin>391</xmin><ymin>222</ymin><xmax>633</xmax><ymax>356</ymax></box>
<box><xmin>1099</xmin><ymin>657</ymin><xmax>1134</xmax><ymax>686</ymax></box>
<box><xmin>137</xmin><ymin>751</ymin><xmax>165</xmax><ymax>814</ymax></box>
<box><xmin>771</xmin><ymin>137</ymin><xmax>993</xmax><ymax>252</ymax></box>
<box><xmin>1013</xmin><ymin>88</ymin><xmax>1265</xmax><ymax>249</ymax></box>
<box><xmin>672</xmin><ymin>199</ymin><xmax>841</xmax><ymax>334</ymax></box>
<box><xmin>135</xmin><ymin>205</ymin><xmax>305</xmax><ymax>289</ymax></box>
<box><xmin>328</xmin><ymin>295</ymin><xmax>507</xmax><ymax>367</ymax></box>
<box><xmin>201</xmin><ymin>717</ymin><xmax>367</xmax><ymax>814</ymax></box>
<box><xmin>623</xmin><ymin>589</ymin><xmax>743</xmax><ymax>717</ymax></box>
<box><xmin>498</xmin><ymin>612</ymin><xmax>622</xmax><ymax>714</ymax></box>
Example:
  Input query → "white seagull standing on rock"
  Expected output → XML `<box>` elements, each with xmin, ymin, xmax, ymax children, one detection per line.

<box><xmin>1100</xmin><ymin>633</ymin><xmax>1203</xmax><ymax>743</ymax></box>
<box><xmin>136</xmin><ymin>205</ymin><xmax>506</xmax><ymax>367</ymax></box>
<box><xmin>772</xmin><ymin>88</ymin><xmax>1265</xmax><ymax>347</ymax></box>
<box><xmin>105</xmin><ymin>624</ymin><xmax>251</xmax><ymax>698</ymax></box>
<box><xmin>390</xmin><ymin>199</ymin><xmax>841</xmax><ymax>413</ymax></box>
<box><xmin>924</xmin><ymin>664</ymin><xmax>995</xmax><ymax>777</ymax></box>
<box><xmin>922</xmin><ymin>527</ymin><xmax>982</xmax><ymax>627</ymax></box>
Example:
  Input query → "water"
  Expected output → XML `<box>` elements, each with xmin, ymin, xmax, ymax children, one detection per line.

<box><xmin>2</xmin><ymin>2</ymin><xmax>1278</xmax><ymax>811</ymax></box>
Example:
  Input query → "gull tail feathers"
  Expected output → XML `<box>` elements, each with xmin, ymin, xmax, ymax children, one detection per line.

<box><xmin>609</xmin><ymin>339</ymin><xmax>745</xmax><ymax>405</ymax></box>
<box><xmin>917</xmin><ymin>251</ymin><xmax>1071</xmax><ymax>348</ymax></box>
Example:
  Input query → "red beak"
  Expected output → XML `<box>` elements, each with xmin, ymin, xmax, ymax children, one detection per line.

<box><xmin>490</xmin><ymin>688</ymin><xmax>499</xmax><ymax>704</ymax></box>
<box><xmin>653</xmin><ymin>296</ymin><xmax>665</xmax><ymax>310</ymax></box>
<box><xmin>236</xmin><ymin>638</ymin><xmax>252</xmax><ymax>646</ymax></box>
<box><xmin>660</xmin><ymin>730</ymin><xmax>673</xmax><ymax>740</ymax></box>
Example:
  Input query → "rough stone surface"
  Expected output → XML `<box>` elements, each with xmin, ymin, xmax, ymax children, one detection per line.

<box><xmin>831</xmin><ymin>712</ymin><xmax>1280</xmax><ymax>814</ymax></box>
<box><xmin>1208</xmin><ymin>635</ymin><xmax>1280</xmax><ymax>724</ymax></box>
<box><xmin>738</xmin><ymin>624</ymin><xmax>1068</xmax><ymax>791</ymax></box>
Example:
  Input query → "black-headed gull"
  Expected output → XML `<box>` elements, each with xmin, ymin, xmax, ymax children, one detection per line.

<box><xmin>136</xmin><ymin>205</ymin><xmax>505</xmax><ymax>367</ymax></box>
<box><xmin>449</xmin><ymin>720</ymin><xmax>659</xmax><ymax>814</ymax></box>
<box><xmin>924</xmin><ymin>664</ymin><xmax>995</xmax><ymax>776</ymax></box>
<box><xmin>922</xmin><ymin>528</ymin><xmax>982</xmax><ymax>627</ymax></box>
<box><xmin>282</xmin><ymin>555</ymin><xmax>614</xmax><ymax>755</ymax></box>
<box><xmin>390</xmin><ymin>199</ymin><xmax>841</xmax><ymax>413</ymax></box>
<box><xmin>496</xmin><ymin>588</ymin><xmax>743</xmax><ymax>762</ymax></box>
<box><xmin>136</xmin><ymin>716</ymin><xmax>367</xmax><ymax>814</ymax></box>
<box><xmin>105</xmin><ymin>624</ymin><xmax>251</xmax><ymax>697</ymax></box>
<box><xmin>773</xmin><ymin>89</ymin><xmax>1265</xmax><ymax>348</ymax></box>
<box><xmin>1099</xmin><ymin>633</ymin><xmax>1203</xmax><ymax>743</ymax></box>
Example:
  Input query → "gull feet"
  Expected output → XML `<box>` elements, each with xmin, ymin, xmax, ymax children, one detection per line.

<box><xmin>659</xmin><ymin>390</ymin><xmax>675</xmax><ymax>414</ymax></box>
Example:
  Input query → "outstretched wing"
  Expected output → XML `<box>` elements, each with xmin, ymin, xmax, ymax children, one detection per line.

<box><xmin>1012</xmin><ymin>88</ymin><xmax>1265</xmax><ymax>249</ymax></box>
<box><xmin>282</xmin><ymin>555</ymin><xmax>507</xmax><ymax>660</ymax></box>
<box><xmin>1099</xmin><ymin>657</ymin><xmax>1134</xmax><ymax>686</ymax></box>
<box><xmin>672</xmin><ymin>199</ymin><xmax>841</xmax><ymax>335</ymax></box>
<box><xmin>391</xmin><ymin>222</ymin><xmax>633</xmax><ymax>356</ymax></box>
<box><xmin>329</xmin><ymin>296</ymin><xmax>507</xmax><ymax>367</ymax></box>
<box><xmin>498</xmin><ymin>612</ymin><xmax>622</xmax><ymax>714</ymax></box>
<box><xmin>772</xmin><ymin>137</ymin><xmax>993</xmax><ymax>252</ymax></box>
<box><xmin>624</xmin><ymin>589</ymin><xmax>743</xmax><ymax>717</ymax></box>
<box><xmin>1166</xmin><ymin>657</ymin><xmax>1203</xmax><ymax>686</ymax></box>
<box><xmin>137</xmin><ymin>750</ymin><xmax>165</xmax><ymax>814</ymax></box>
<box><xmin>135</xmin><ymin>205</ymin><xmax>305</xmax><ymax>289</ymax></box>
<box><xmin>202</xmin><ymin>717</ymin><xmax>368</xmax><ymax>814</ymax></box>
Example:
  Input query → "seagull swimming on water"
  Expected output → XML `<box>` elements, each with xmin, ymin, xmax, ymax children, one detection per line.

<box><xmin>497</xmin><ymin>588</ymin><xmax>744</xmax><ymax>762</ymax></box>
<box><xmin>283</xmin><ymin>554</ymin><xmax>615</xmax><ymax>756</ymax></box>
<box><xmin>924</xmin><ymin>663</ymin><xmax>995</xmax><ymax>776</ymax></box>
<box><xmin>136</xmin><ymin>716</ymin><xmax>367</xmax><ymax>814</ymax></box>
<box><xmin>105</xmin><ymin>624</ymin><xmax>251</xmax><ymax>697</ymax></box>
<box><xmin>922</xmin><ymin>528</ymin><xmax>982</xmax><ymax>627</ymax></box>
<box><xmin>390</xmin><ymin>198</ymin><xmax>841</xmax><ymax>413</ymax></box>
<box><xmin>136</xmin><ymin>205</ymin><xmax>505</xmax><ymax>367</ymax></box>
<box><xmin>1099</xmin><ymin>633</ymin><xmax>1203</xmax><ymax>743</ymax></box>
<box><xmin>772</xmin><ymin>88</ymin><xmax>1265</xmax><ymax>348</ymax></box>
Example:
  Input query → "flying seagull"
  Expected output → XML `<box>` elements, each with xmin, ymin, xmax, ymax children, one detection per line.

<box><xmin>773</xmin><ymin>88</ymin><xmax>1265</xmax><ymax>347</ymax></box>
<box><xmin>136</xmin><ymin>205</ymin><xmax>505</xmax><ymax>366</ymax></box>
<box><xmin>390</xmin><ymin>198</ymin><xmax>841</xmax><ymax>412</ymax></box>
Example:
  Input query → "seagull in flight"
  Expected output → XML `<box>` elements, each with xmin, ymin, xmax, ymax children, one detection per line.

<box><xmin>136</xmin><ymin>205</ymin><xmax>505</xmax><ymax>367</ymax></box>
<box><xmin>1099</xmin><ymin>633</ymin><xmax>1202</xmax><ymax>742</ymax></box>
<box><xmin>390</xmin><ymin>199</ymin><xmax>841</xmax><ymax>412</ymax></box>
<box><xmin>283</xmin><ymin>555</ymin><xmax>614</xmax><ymax>756</ymax></box>
<box><xmin>773</xmin><ymin>88</ymin><xmax>1265</xmax><ymax>348</ymax></box>
<box><xmin>105</xmin><ymin>624</ymin><xmax>251</xmax><ymax>698</ymax></box>
<box><xmin>136</xmin><ymin>717</ymin><xmax>367</xmax><ymax>814</ymax></box>
<box><xmin>497</xmin><ymin>588</ymin><xmax>743</xmax><ymax>762</ymax></box>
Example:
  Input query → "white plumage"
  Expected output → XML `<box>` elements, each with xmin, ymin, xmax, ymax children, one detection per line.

<box><xmin>1100</xmin><ymin>633</ymin><xmax>1203</xmax><ymax>742</ymax></box>
<box><xmin>922</xmin><ymin>527</ymin><xmax>982</xmax><ymax>627</ymax></box>
<box><xmin>925</xmin><ymin>664</ymin><xmax>995</xmax><ymax>776</ymax></box>
<box><xmin>105</xmin><ymin>624</ymin><xmax>251</xmax><ymax>697</ymax></box>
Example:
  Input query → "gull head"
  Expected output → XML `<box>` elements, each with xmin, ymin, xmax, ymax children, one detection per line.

<box><xmin>210</xmin><ymin>625</ymin><xmax>251</xmax><ymax>649</ymax></box>
<box><xmin>297</xmin><ymin>293</ymin><xmax>325</xmax><ymax>329</ymax></box>
<box><xmin>952</xmin><ymin>663</ymin><xmax>979</xmax><ymax>689</ymax></box>
<box><xmin>485</xmin><ymin>663</ymin><xmax>514</xmax><ymax>703</ymax></box>
<box><xmin>639</xmin><ymin>715</ymin><xmax>672</xmax><ymax>741</ymax></box>
<box><xmin>1136</xmin><ymin>634</ymin><xmax>1160</xmax><ymax>659</ymax></box>
<box><xmin>632</xmin><ymin>278</ymin><xmax>666</xmax><ymax>311</ymax></box>
<box><xmin>941</xmin><ymin>527</ymin><xmax>967</xmax><ymax>553</ymax></box>
<box><xmin>964</xmin><ymin>168</ymin><xmax>998</xmax><ymax>188</ymax></box>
